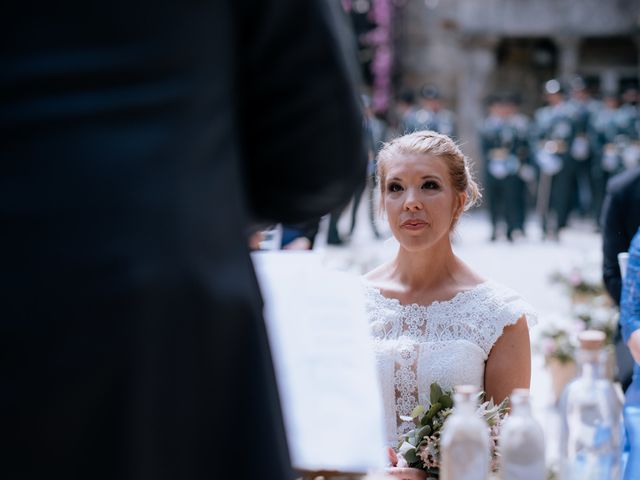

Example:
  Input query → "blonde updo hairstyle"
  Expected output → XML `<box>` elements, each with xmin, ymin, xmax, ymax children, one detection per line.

<box><xmin>376</xmin><ymin>130</ymin><xmax>481</xmax><ymax>227</ymax></box>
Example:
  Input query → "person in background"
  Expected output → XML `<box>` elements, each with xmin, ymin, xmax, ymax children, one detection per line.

<box><xmin>1</xmin><ymin>1</ymin><xmax>366</xmax><ymax>479</ymax></box>
<box><xmin>327</xmin><ymin>92</ymin><xmax>387</xmax><ymax>245</ymax></box>
<box><xmin>480</xmin><ymin>93</ymin><xmax>532</xmax><ymax>241</ymax></box>
<box><xmin>533</xmin><ymin>79</ymin><xmax>576</xmax><ymax>240</ymax></box>
<box><xmin>620</xmin><ymin>227</ymin><xmax>640</xmax><ymax>479</ymax></box>
<box><xmin>409</xmin><ymin>85</ymin><xmax>457</xmax><ymax>139</ymax></box>
<box><xmin>354</xmin><ymin>93</ymin><xmax>387</xmax><ymax>240</ymax></box>
<box><xmin>567</xmin><ymin>77</ymin><xmax>600</xmax><ymax>219</ymax></box>
<box><xmin>396</xmin><ymin>88</ymin><xmax>419</xmax><ymax>134</ymax></box>
<box><xmin>601</xmin><ymin>165</ymin><xmax>640</xmax><ymax>390</ymax></box>
<box><xmin>592</xmin><ymin>92</ymin><xmax>630</xmax><ymax>218</ymax></box>
<box><xmin>619</xmin><ymin>87</ymin><xmax>640</xmax><ymax>171</ymax></box>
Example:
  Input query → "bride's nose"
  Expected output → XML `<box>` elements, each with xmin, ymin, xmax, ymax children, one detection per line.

<box><xmin>403</xmin><ymin>189</ymin><xmax>423</xmax><ymax>211</ymax></box>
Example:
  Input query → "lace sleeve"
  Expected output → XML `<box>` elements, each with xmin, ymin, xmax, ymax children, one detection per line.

<box><xmin>478</xmin><ymin>283</ymin><xmax>538</xmax><ymax>355</ymax></box>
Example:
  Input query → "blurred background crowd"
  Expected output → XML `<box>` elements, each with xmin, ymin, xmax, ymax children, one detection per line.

<box><xmin>275</xmin><ymin>0</ymin><xmax>640</xmax><ymax>248</ymax></box>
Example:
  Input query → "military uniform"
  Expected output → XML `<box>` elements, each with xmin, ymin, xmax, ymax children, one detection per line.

<box><xmin>406</xmin><ymin>106</ymin><xmax>456</xmax><ymax>138</ymax></box>
<box><xmin>407</xmin><ymin>85</ymin><xmax>457</xmax><ymax>138</ymax></box>
<box><xmin>399</xmin><ymin>105</ymin><xmax>419</xmax><ymax>134</ymax></box>
<box><xmin>533</xmin><ymin>100</ymin><xmax>576</xmax><ymax>237</ymax></box>
<box><xmin>592</xmin><ymin>102</ymin><xmax>640</xmax><ymax>218</ymax></box>
<box><xmin>567</xmin><ymin>96</ymin><xmax>600</xmax><ymax>217</ymax></box>
<box><xmin>480</xmin><ymin>109</ymin><xmax>532</xmax><ymax>240</ymax></box>
<box><xmin>619</xmin><ymin>100</ymin><xmax>640</xmax><ymax>169</ymax></box>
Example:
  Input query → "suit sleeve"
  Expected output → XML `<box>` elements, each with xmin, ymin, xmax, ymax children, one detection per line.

<box><xmin>602</xmin><ymin>187</ymin><xmax>626</xmax><ymax>304</ymax></box>
<box><xmin>235</xmin><ymin>0</ymin><xmax>367</xmax><ymax>224</ymax></box>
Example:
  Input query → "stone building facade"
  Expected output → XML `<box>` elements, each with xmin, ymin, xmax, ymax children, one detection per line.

<box><xmin>395</xmin><ymin>0</ymin><xmax>640</xmax><ymax>162</ymax></box>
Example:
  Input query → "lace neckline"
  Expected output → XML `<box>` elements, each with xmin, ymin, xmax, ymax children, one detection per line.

<box><xmin>365</xmin><ymin>280</ymin><xmax>492</xmax><ymax>310</ymax></box>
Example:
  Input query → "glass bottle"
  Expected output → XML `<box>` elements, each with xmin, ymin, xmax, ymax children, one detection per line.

<box><xmin>560</xmin><ymin>330</ymin><xmax>623</xmax><ymax>480</ymax></box>
<box><xmin>441</xmin><ymin>385</ymin><xmax>489</xmax><ymax>480</ymax></box>
<box><xmin>498</xmin><ymin>388</ymin><xmax>545</xmax><ymax>480</ymax></box>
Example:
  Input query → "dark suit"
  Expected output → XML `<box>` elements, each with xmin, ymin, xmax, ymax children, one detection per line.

<box><xmin>601</xmin><ymin>166</ymin><xmax>640</xmax><ymax>389</ymax></box>
<box><xmin>602</xmin><ymin>167</ymin><xmax>640</xmax><ymax>303</ymax></box>
<box><xmin>1</xmin><ymin>2</ymin><xmax>366</xmax><ymax>479</ymax></box>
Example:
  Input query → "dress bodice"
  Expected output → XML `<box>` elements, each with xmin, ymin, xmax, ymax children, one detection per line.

<box><xmin>365</xmin><ymin>280</ymin><xmax>536</xmax><ymax>445</ymax></box>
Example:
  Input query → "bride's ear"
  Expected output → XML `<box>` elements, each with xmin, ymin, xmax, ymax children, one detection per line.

<box><xmin>454</xmin><ymin>191</ymin><xmax>467</xmax><ymax>220</ymax></box>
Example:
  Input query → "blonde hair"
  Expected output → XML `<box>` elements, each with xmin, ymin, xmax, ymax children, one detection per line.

<box><xmin>376</xmin><ymin>130</ymin><xmax>481</xmax><ymax>216</ymax></box>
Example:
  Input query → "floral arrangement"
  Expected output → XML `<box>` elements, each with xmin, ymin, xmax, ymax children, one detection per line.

<box><xmin>571</xmin><ymin>295</ymin><xmax>617</xmax><ymax>344</ymax></box>
<box><xmin>539</xmin><ymin>301</ymin><xmax>618</xmax><ymax>364</ymax></box>
<box><xmin>549</xmin><ymin>265</ymin><xmax>605</xmax><ymax>298</ymax></box>
<box><xmin>394</xmin><ymin>383</ymin><xmax>509</xmax><ymax>478</ymax></box>
<box><xmin>538</xmin><ymin>314</ymin><xmax>581</xmax><ymax>364</ymax></box>
<box><xmin>541</xmin><ymin>264</ymin><xmax>617</xmax><ymax>364</ymax></box>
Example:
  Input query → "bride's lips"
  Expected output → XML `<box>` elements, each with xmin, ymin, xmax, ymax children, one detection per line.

<box><xmin>401</xmin><ymin>219</ymin><xmax>427</xmax><ymax>230</ymax></box>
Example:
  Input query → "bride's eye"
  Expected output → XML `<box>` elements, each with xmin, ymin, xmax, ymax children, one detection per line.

<box><xmin>422</xmin><ymin>180</ymin><xmax>440</xmax><ymax>190</ymax></box>
<box><xmin>387</xmin><ymin>182</ymin><xmax>403</xmax><ymax>193</ymax></box>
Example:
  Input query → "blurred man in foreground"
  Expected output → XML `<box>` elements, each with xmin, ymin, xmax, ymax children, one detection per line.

<box><xmin>1</xmin><ymin>1</ymin><xmax>366</xmax><ymax>479</ymax></box>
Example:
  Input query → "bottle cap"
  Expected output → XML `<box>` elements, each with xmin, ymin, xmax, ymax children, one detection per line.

<box><xmin>578</xmin><ymin>330</ymin><xmax>606</xmax><ymax>350</ymax></box>
<box><xmin>454</xmin><ymin>385</ymin><xmax>479</xmax><ymax>402</ymax></box>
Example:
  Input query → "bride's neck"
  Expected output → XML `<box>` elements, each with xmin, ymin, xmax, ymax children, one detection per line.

<box><xmin>392</xmin><ymin>240</ymin><xmax>459</xmax><ymax>292</ymax></box>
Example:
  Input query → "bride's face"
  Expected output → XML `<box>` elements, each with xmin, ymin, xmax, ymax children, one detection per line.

<box><xmin>383</xmin><ymin>153</ymin><xmax>464</xmax><ymax>251</ymax></box>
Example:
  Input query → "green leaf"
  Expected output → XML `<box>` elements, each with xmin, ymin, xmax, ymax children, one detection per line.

<box><xmin>426</xmin><ymin>402</ymin><xmax>442</xmax><ymax>421</ymax></box>
<box><xmin>398</xmin><ymin>441</ymin><xmax>414</xmax><ymax>456</ymax></box>
<box><xmin>420</xmin><ymin>412</ymin><xmax>431</xmax><ymax>426</ymax></box>
<box><xmin>411</xmin><ymin>405</ymin><xmax>426</xmax><ymax>419</ymax></box>
<box><xmin>430</xmin><ymin>383</ymin><xmax>443</xmax><ymax>403</ymax></box>
<box><xmin>439</xmin><ymin>394</ymin><xmax>453</xmax><ymax>409</ymax></box>
<box><xmin>404</xmin><ymin>447</ymin><xmax>418</xmax><ymax>464</ymax></box>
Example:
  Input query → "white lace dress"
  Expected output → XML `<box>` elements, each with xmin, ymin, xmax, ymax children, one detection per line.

<box><xmin>365</xmin><ymin>280</ymin><xmax>537</xmax><ymax>445</ymax></box>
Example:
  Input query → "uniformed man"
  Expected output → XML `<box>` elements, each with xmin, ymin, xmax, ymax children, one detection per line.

<box><xmin>408</xmin><ymin>84</ymin><xmax>457</xmax><ymax>138</ymax></box>
<box><xmin>567</xmin><ymin>76</ymin><xmax>600</xmax><ymax>218</ymax></box>
<box><xmin>395</xmin><ymin>88</ymin><xmax>417</xmax><ymax>135</ymax></box>
<box><xmin>480</xmin><ymin>93</ymin><xmax>533</xmax><ymax>241</ymax></box>
<box><xmin>620</xmin><ymin>87</ymin><xmax>640</xmax><ymax>169</ymax></box>
<box><xmin>592</xmin><ymin>91</ymin><xmax>639</xmax><ymax>218</ymax></box>
<box><xmin>533</xmin><ymin>79</ymin><xmax>577</xmax><ymax>240</ymax></box>
<box><xmin>355</xmin><ymin>93</ymin><xmax>387</xmax><ymax>239</ymax></box>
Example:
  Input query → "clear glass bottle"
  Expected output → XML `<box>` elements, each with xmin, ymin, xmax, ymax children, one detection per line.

<box><xmin>498</xmin><ymin>388</ymin><xmax>545</xmax><ymax>480</ymax></box>
<box><xmin>441</xmin><ymin>385</ymin><xmax>489</xmax><ymax>480</ymax></box>
<box><xmin>560</xmin><ymin>330</ymin><xmax>623</xmax><ymax>480</ymax></box>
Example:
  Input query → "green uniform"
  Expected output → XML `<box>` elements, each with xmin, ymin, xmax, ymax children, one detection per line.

<box><xmin>405</xmin><ymin>107</ymin><xmax>456</xmax><ymax>138</ymax></box>
<box><xmin>592</xmin><ymin>104</ymin><xmax>640</xmax><ymax>217</ymax></box>
<box><xmin>567</xmin><ymin>98</ymin><xmax>600</xmax><ymax>216</ymax></box>
<box><xmin>480</xmin><ymin>113</ymin><xmax>531</xmax><ymax>240</ymax></box>
<box><xmin>533</xmin><ymin>102</ymin><xmax>576</xmax><ymax>237</ymax></box>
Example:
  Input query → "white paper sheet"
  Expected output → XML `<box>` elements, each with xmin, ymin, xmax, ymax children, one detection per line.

<box><xmin>252</xmin><ymin>251</ymin><xmax>387</xmax><ymax>473</ymax></box>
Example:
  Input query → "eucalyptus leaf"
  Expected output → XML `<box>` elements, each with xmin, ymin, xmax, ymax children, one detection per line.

<box><xmin>430</xmin><ymin>383</ymin><xmax>443</xmax><ymax>402</ymax></box>
<box><xmin>439</xmin><ymin>394</ymin><xmax>453</xmax><ymax>409</ymax></box>
<box><xmin>398</xmin><ymin>441</ymin><xmax>414</xmax><ymax>456</ymax></box>
<box><xmin>416</xmin><ymin>425</ymin><xmax>432</xmax><ymax>439</ymax></box>
<box><xmin>404</xmin><ymin>447</ymin><xmax>418</xmax><ymax>464</ymax></box>
<box><xmin>426</xmin><ymin>402</ymin><xmax>442</xmax><ymax>420</ymax></box>
<box><xmin>420</xmin><ymin>412</ymin><xmax>431</xmax><ymax>426</ymax></box>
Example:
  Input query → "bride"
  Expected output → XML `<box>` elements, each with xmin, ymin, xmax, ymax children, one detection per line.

<box><xmin>363</xmin><ymin>131</ymin><xmax>536</xmax><ymax>480</ymax></box>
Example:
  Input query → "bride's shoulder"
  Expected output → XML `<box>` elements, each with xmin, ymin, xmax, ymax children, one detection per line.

<box><xmin>475</xmin><ymin>280</ymin><xmax>538</xmax><ymax>327</ymax></box>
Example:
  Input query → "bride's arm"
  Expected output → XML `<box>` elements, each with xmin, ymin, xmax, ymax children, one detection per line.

<box><xmin>483</xmin><ymin>316</ymin><xmax>531</xmax><ymax>404</ymax></box>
